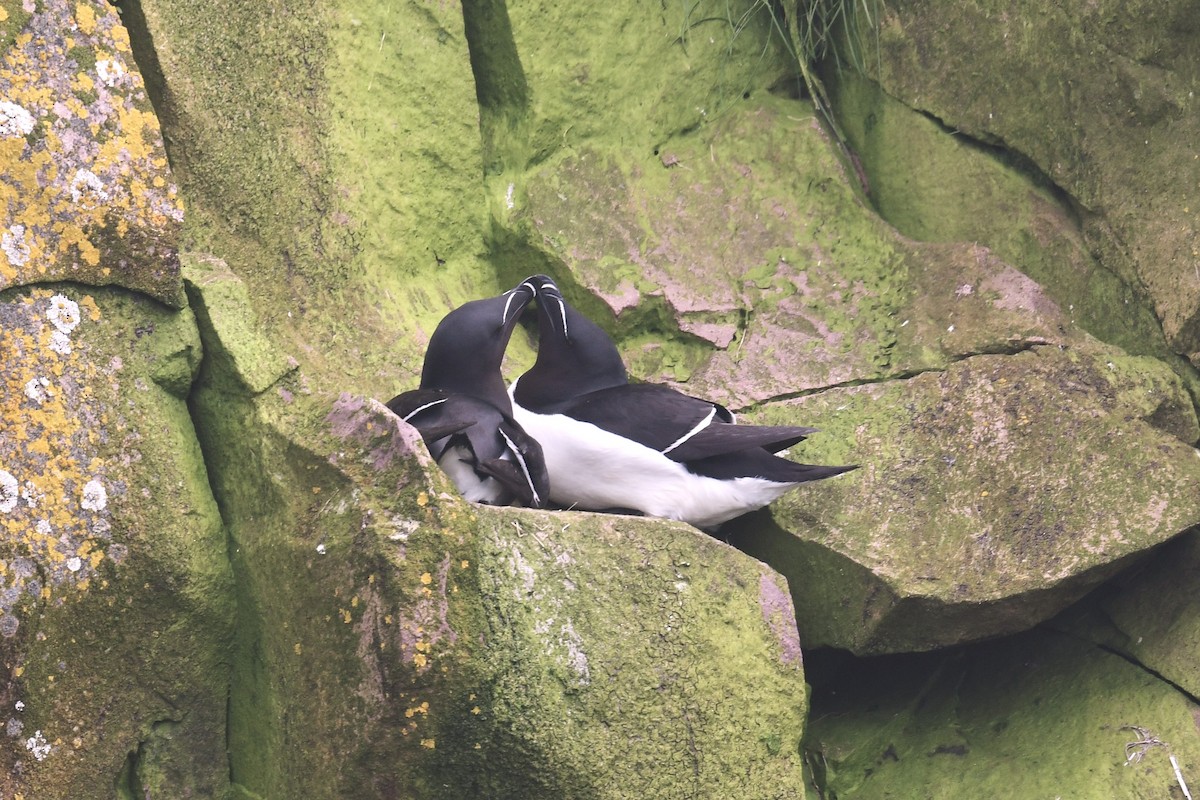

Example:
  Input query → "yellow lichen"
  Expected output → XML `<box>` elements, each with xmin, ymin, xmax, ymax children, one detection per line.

<box><xmin>74</xmin><ymin>3</ymin><xmax>97</xmax><ymax>35</ymax></box>
<box><xmin>0</xmin><ymin>290</ymin><xmax>118</xmax><ymax>632</ymax></box>
<box><xmin>0</xmin><ymin>1</ymin><xmax>183</xmax><ymax>294</ymax></box>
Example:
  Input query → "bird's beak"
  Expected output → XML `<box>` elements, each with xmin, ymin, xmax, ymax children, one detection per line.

<box><xmin>501</xmin><ymin>277</ymin><xmax>538</xmax><ymax>331</ymax></box>
<box><xmin>529</xmin><ymin>276</ymin><xmax>569</xmax><ymax>342</ymax></box>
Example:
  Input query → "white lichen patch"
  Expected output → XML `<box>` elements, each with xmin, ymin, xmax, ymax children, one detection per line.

<box><xmin>557</xmin><ymin>619</ymin><xmax>591</xmax><ymax>684</ymax></box>
<box><xmin>95</xmin><ymin>58</ymin><xmax>125</xmax><ymax>87</ymax></box>
<box><xmin>1</xmin><ymin>291</ymin><xmax>118</xmax><ymax>637</ymax></box>
<box><xmin>21</xmin><ymin>481</ymin><xmax>43</xmax><ymax>508</ymax></box>
<box><xmin>2</xmin><ymin>224</ymin><xmax>31</xmax><ymax>267</ymax></box>
<box><xmin>81</xmin><ymin>479</ymin><xmax>107</xmax><ymax>512</ymax></box>
<box><xmin>0</xmin><ymin>101</ymin><xmax>35</xmax><ymax>138</ymax></box>
<box><xmin>47</xmin><ymin>294</ymin><xmax>81</xmax><ymax>334</ymax></box>
<box><xmin>48</xmin><ymin>330</ymin><xmax>72</xmax><ymax>355</ymax></box>
<box><xmin>388</xmin><ymin>515</ymin><xmax>420</xmax><ymax>541</ymax></box>
<box><xmin>69</xmin><ymin>168</ymin><xmax>110</xmax><ymax>206</ymax></box>
<box><xmin>0</xmin><ymin>471</ymin><xmax>18</xmax><ymax>513</ymax></box>
<box><xmin>23</xmin><ymin>377</ymin><xmax>51</xmax><ymax>405</ymax></box>
<box><xmin>25</xmin><ymin>729</ymin><xmax>50</xmax><ymax>761</ymax></box>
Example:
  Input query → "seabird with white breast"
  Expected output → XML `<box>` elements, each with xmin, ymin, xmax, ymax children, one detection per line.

<box><xmin>387</xmin><ymin>278</ymin><xmax>549</xmax><ymax>507</ymax></box>
<box><xmin>510</xmin><ymin>275</ymin><xmax>855</xmax><ymax>529</ymax></box>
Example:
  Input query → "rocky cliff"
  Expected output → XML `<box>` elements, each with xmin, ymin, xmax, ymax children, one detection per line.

<box><xmin>1</xmin><ymin>0</ymin><xmax>1197</xmax><ymax>797</ymax></box>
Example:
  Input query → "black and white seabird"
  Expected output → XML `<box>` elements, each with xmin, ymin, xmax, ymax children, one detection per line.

<box><xmin>510</xmin><ymin>275</ymin><xmax>855</xmax><ymax>530</ymax></box>
<box><xmin>387</xmin><ymin>278</ymin><xmax>549</xmax><ymax>507</ymax></box>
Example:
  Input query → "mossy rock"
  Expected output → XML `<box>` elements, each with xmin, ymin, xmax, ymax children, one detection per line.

<box><xmin>0</xmin><ymin>286</ymin><xmax>231</xmax><ymax>798</ymax></box>
<box><xmin>1060</xmin><ymin>529</ymin><xmax>1200</xmax><ymax>701</ymax></box>
<box><xmin>136</xmin><ymin>0</ymin><xmax>499</xmax><ymax>395</ymax></box>
<box><xmin>845</xmin><ymin>0</ymin><xmax>1200</xmax><ymax>354</ymax></box>
<box><xmin>201</xmin><ymin>382</ymin><xmax>811</xmax><ymax>797</ymax></box>
<box><xmin>470</xmin><ymin>505</ymin><xmax>809</xmax><ymax>799</ymax></box>
<box><xmin>825</xmin><ymin>67</ymin><xmax>1179</xmax><ymax>372</ymax></box>
<box><xmin>729</xmin><ymin>342</ymin><xmax>1200</xmax><ymax>654</ymax></box>
<box><xmin>804</xmin><ymin>627</ymin><xmax>1200</xmax><ymax>799</ymax></box>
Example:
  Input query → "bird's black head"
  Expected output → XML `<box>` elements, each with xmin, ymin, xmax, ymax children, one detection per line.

<box><xmin>514</xmin><ymin>275</ymin><xmax>628</xmax><ymax>410</ymax></box>
<box><xmin>419</xmin><ymin>278</ymin><xmax>537</xmax><ymax>411</ymax></box>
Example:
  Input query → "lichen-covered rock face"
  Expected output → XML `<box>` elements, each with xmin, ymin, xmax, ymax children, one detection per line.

<box><xmin>0</xmin><ymin>286</ymin><xmax>232</xmax><ymax>798</ymax></box>
<box><xmin>6</xmin><ymin>0</ymin><xmax>1196</xmax><ymax>795</ymax></box>
<box><xmin>0</xmin><ymin>0</ymin><xmax>184</xmax><ymax>305</ymax></box>
<box><xmin>842</xmin><ymin>0</ymin><xmax>1200</xmax><ymax>360</ymax></box>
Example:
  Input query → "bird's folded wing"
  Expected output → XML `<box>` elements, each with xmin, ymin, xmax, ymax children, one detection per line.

<box><xmin>557</xmin><ymin>384</ymin><xmax>728</xmax><ymax>451</ymax></box>
<box><xmin>558</xmin><ymin>383</ymin><xmax>816</xmax><ymax>461</ymax></box>
<box><xmin>664</xmin><ymin>423</ymin><xmax>817</xmax><ymax>461</ymax></box>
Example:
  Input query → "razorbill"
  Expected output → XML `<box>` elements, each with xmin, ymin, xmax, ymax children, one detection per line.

<box><xmin>510</xmin><ymin>275</ymin><xmax>855</xmax><ymax>529</ymax></box>
<box><xmin>387</xmin><ymin>278</ymin><xmax>549</xmax><ymax>507</ymax></box>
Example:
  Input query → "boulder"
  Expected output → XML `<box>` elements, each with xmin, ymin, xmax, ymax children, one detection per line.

<box><xmin>733</xmin><ymin>343</ymin><xmax>1200</xmax><ymax>653</ymax></box>
<box><xmin>0</xmin><ymin>0</ymin><xmax>183</xmax><ymax>305</ymax></box>
<box><xmin>838</xmin><ymin>0</ymin><xmax>1200</xmax><ymax>359</ymax></box>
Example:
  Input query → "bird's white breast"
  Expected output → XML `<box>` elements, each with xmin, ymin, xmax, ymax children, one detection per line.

<box><xmin>510</xmin><ymin>400</ymin><xmax>795</xmax><ymax>530</ymax></box>
<box><xmin>437</xmin><ymin>445</ymin><xmax>506</xmax><ymax>504</ymax></box>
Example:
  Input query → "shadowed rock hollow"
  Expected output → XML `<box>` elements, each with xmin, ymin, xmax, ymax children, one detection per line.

<box><xmin>1</xmin><ymin>0</ymin><xmax>1198</xmax><ymax>798</ymax></box>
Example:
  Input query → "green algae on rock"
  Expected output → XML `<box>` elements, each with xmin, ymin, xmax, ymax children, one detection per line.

<box><xmin>840</xmin><ymin>0</ymin><xmax>1200</xmax><ymax>357</ymax></box>
<box><xmin>471</xmin><ymin>504</ymin><xmax>809</xmax><ymax>799</ymax></box>
<box><xmin>0</xmin><ymin>286</ymin><xmax>232</xmax><ymax>798</ymax></box>
<box><xmin>805</xmin><ymin>628</ymin><xmax>1200</xmax><ymax>799</ymax></box>
<box><xmin>824</xmin><ymin>67</ymin><xmax>1179</xmax><ymax>372</ymax></box>
<box><xmin>730</xmin><ymin>342</ymin><xmax>1200</xmax><ymax>655</ymax></box>
<box><xmin>182</xmin><ymin>253</ymin><xmax>295</xmax><ymax>395</ymax></box>
<box><xmin>1064</xmin><ymin>529</ymin><xmax>1200</xmax><ymax>702</ymax></box>
<box><xmin>0</xmin><ymin>0</ymin><xmax>184</xmax><ymax>306</ymax></box>
<box><xmin>136</xmin><ymin>0</ymin><xmax>499</xmax><ymax>395</ymax></box>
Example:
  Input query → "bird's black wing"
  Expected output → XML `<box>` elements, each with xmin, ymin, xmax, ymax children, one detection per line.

<box><xmin>685</xmin><ymin>447</ymin><xmax>859</xmax><ymax>483</ymax></box>
<box><xmin>557</xmin><ymin>383</ymin><xmax>819</xmax><ymax>461</ymax></box>
<box><xmin>386</xmin><ymin>389</ymin><xmax>479</xmax><ymax>460</ymax></box>
<box><xmin>388</xmin><ymin>388</ymin><xmax>550</xmax><ymax>508</ymax></box>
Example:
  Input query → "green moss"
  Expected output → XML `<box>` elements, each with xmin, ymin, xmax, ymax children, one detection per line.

<box><xmin>0</xmin><ymin>1</ymin><xmax>33</xmax><ymax>54</ymax></box>
<box><xmin>837</xmin><ymin>0</ymin><xmax>1200</xmax><ymax>359</ymax></box>
<box><xmin>807</xmin><ymin>629</ymin><xmax>1200</xmax><ymax>799</ymax></box>
<box><xmin>466</xmin><ymin>506</ymin><xmax>810</xmax><ymax>798</ymax></box>
<box><xmin>67</xmin><ymin>44</ymin><xmax>96</xmax><ymax>72</ymax></box>
<box><xmin>825</xmin><ymin>67</ymin><xmax>1184</xmax><ymax>378</ymax></box>
<box><xmin>0</xmin><ymin>287</ymin><xmax>233</xmax><ymax>798</ymax></box>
